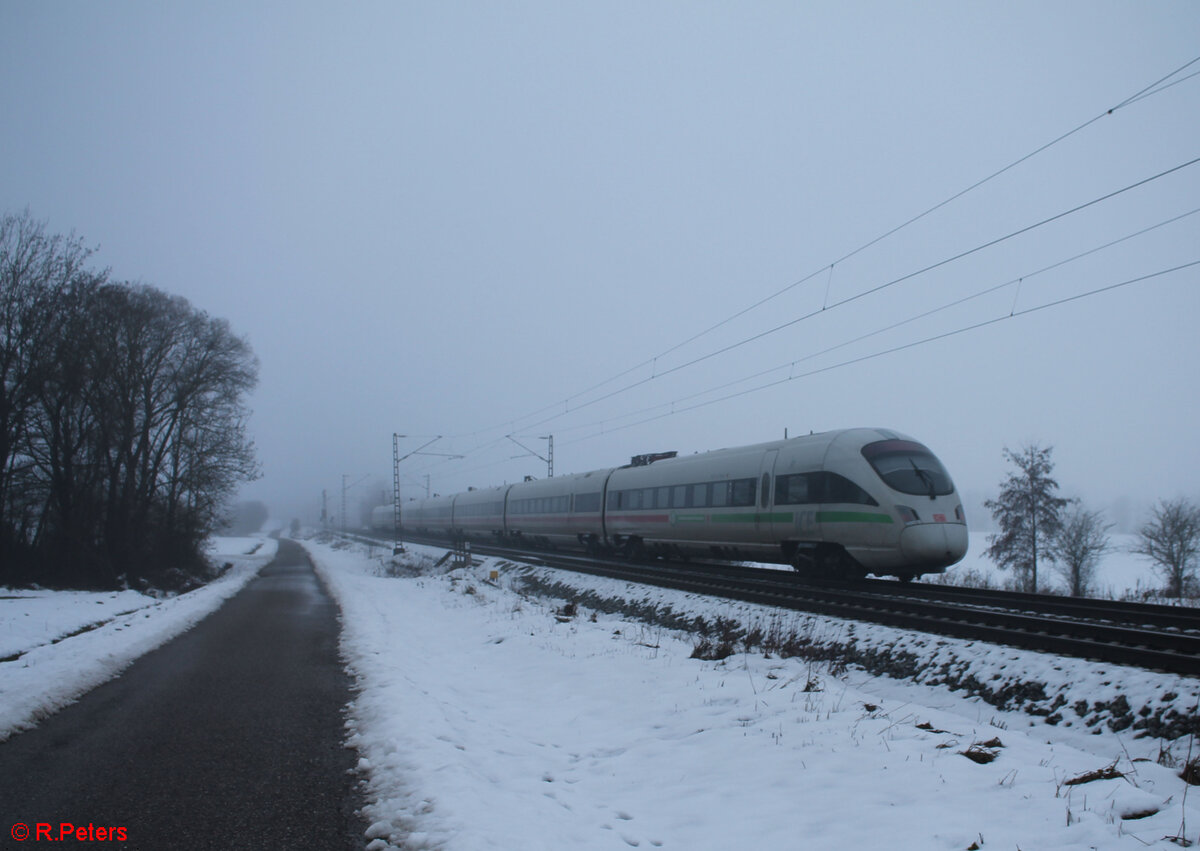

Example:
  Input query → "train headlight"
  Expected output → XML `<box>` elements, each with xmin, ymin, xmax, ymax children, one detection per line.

<box><xmin>897</xmin><ymin>505</ymin><xmax>920</xmax><ymax>524</ymax></box>
<box><xmin>955</xmin><ymin>504</ymin><xmax>965</xmax><ymax>523</ymax></box>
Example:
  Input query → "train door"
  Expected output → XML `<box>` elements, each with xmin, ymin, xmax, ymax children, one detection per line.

<box><xmin>598</xmin><ymin>469</ymin><xmax>615</xmax><ymax>549</ymax></box>
<box><xmin>756</xmin><ymin>449</ymin><xmax>779</xmax><ymax>540</ymax></box>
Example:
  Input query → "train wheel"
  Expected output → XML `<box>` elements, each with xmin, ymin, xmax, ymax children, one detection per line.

<box><xmin>623</xmin><ymin>537</ymin><xmax>648</xmax><ymax>561</ymax></box>
<box><xmin>790</xmin><ymin>549</ymin><xmax>817</xmax><ymax>574</ymax></box>
<box><xmin>799</xmin><ymin>545</ymin><xmax>865</xmax><ymax>580</ymax></box>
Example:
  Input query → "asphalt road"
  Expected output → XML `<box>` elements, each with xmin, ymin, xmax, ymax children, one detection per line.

<box><xmin>0</xmin><ymin>538</ymin><xmax>364</xmax><ymax>850</ymax></box>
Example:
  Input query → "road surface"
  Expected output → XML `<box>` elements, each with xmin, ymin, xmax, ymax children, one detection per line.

<box><xmin>0</xmin><ymin>538</ymin><xmax>364</xmax><ymax>849</ymax></box>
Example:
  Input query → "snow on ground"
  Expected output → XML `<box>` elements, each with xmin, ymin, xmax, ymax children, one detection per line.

<box><xmin>308</xmin><ymin>537</ymin><xmax>1200</xmax><ymax>851</ymax></box>
<box><xmin>0</xmin><ymin>536</ymin><xmax>276</xmax><ymax>741</ymax></box>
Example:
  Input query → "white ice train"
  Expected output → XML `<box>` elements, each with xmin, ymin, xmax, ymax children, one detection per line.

<box><xmin>371</xmin><ymin>428</ymin><xmax>968</xmax><ymax>581</ymax></box>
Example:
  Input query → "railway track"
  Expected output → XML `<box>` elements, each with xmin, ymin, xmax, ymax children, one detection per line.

<box><xmin>346</xmin><ymin>531</ymin><xmax>1200</xmax><ymax>676</ymax></box>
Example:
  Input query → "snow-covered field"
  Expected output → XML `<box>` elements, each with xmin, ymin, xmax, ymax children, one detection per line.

<box><xmin>940</xmin><ymin>531</ymin><xmax>1183</xmax><ymax>601</ymax></box>
<box><xmin>0</xmin><ymin>536</ymin><xmax>276</xmax><ymax>741</ymax></box>
<box><xmin>308</xmin><ymin>536</ymin><xmax>1200</xmax><ymax>851</ymax></box>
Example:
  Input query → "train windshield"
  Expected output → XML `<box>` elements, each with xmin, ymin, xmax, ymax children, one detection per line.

<box><xmin>861</xmin><ymin>440</ymin><xmax>954</xmax><ymax>497</ymax></box>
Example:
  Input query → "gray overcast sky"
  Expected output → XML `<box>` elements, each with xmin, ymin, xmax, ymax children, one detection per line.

<box><xmin>3</xmin><ymin>1</ymin><xmax>1198</xmax><ymax>529</ymax></box>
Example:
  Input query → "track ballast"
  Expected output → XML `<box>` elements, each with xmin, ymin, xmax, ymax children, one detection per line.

<box><xmin>352</xmin><ymin>531</ymin><xmax>1200</xmax><ymax>677</ymax></box>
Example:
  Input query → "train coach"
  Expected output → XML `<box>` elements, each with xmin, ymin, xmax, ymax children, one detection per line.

<box><xmin>380</xmin><ymin>428</ymin><xmax>968</xmax><ymax>581</ymax></box>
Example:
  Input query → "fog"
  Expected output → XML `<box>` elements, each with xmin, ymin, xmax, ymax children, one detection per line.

<box><xmin>3</xmin><ymin>2</ymin><xmax>1198</xmax><ymax>532</ymax></box>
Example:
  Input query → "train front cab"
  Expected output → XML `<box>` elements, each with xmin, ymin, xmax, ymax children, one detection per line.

<box><xmin>854</xmin><ymin>434</ymin><xmax>968</xmax><ymax>577</ymax></box>
<box><xmin>768</xmin><ymin>430</ymin><xmax>968</xmax><ymax>579</ymax></box>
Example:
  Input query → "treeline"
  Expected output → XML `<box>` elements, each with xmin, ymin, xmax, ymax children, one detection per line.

<box><xmin>1</xmin><ymin>211</ymin><xmax>258</xmax><ymax>589</ymax></box>
<box><xmin>984</xmin><ymin>443</ymin><xmax>1199</xmax><ymax>599</ymax></box>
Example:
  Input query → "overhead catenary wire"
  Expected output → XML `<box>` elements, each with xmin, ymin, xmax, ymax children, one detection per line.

<box><xmin>440</xmin><ymin>53</ymin><xmax>1200</xmax><ymax>446</ymax></box>
<box><xmin>401</xmin><ymin>57</ymin><xmax>1200</xmax><ymax>491</ymax></box>
<box><xmin>408</xmin><ymin>257</ymin><xmax>1197</xmax><ymax>486</ymax></box>
<box><xmin>406</xmin><ymin>205</ymin><xmax>1198</xmax><ymax>485</ymax></box>
<box><xmin>560</xmin><ymin>205</ymin><xmax>1200</xmax><ymax>437</ymax></box>
<box><xmin>504</xmin><ymin>155</ymin><xmax>1200</xmax><ymax>435</ymax></box>
<box><xmin>558</xmin><ymin>259</ymin><xmax>1200</xmax><ymax>446</ymax></box>
<box><xmin>518</xmin><ymin>206</ymin><xmax>1200</xmax><ymax>444</ymax></box>
<box><xmin>408</xmin><ymin>181</ymin><xmax>1200</xmax><ymax>483</ymax></box>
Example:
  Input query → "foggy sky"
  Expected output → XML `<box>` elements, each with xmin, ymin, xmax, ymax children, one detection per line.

<box><xmin>3</xmin><ymin>1</ymin><xmax>1198</xmax><ymax>530</ymax></box>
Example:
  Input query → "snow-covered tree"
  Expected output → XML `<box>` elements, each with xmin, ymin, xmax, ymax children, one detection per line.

<box><xmin>1131</xmin><ymin>497</ymin><xmax>1200</xmax><ymax>599</ymax></box>
<box><xmin>984</xmin><ymin>444</ymin><xmax>1070</xmax><ymax>593</ymax></box>
<box><xmin>1050</xmin><ymin>504</ymin><xmax>1111</xmax><ymax>597</ymax></box>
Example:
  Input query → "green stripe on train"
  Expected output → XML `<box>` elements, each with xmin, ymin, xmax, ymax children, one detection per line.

<box><xmin>817</xmin><ymin>511</ymin><xmax>894</xmax><ymax>524</ymax></box>
<box><xmin>706</xmin><ymin>512</ymin><xmax>795</xmax><ymax>523</ymax></box>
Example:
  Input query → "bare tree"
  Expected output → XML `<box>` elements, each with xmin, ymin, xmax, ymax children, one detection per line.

<box><xmin>83</xmin><ymin>283</ymin><xmax>258</xmax><ymax>583</ymax></box>
<box><xmin>1050</xmin><ymin>504</ymin><xmax>1112</xmax><ymax>597</ymax></box>
<box><xmin>2</xmin><ymin>210</ymin><xmax>258</xmax><ymax>588</ymax></box>
<box><xmin>1131</xmin><ymin>498</ymin><xmax>1200</xmax><ymax>599</ymax></box>
<box><xmin>984</xmin><ymin>443</ymin><xmax>1070</xmax><ymax>592</ymax></box>
<box><xmin>0</xmin><ymin>211</ymin><xmax>100</xmax><ymax>575</ymax></box>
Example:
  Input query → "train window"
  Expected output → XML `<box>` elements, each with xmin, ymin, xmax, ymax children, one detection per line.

<box><xmin>656</xmin><ymin>487</ymin><xmax>670</xmax><ymax>509</ymax></box>
<box><xmin>673</xmin><ymin>485</ymin><xmax>688</xmax><ymax>508</ymax></box>
<box><xmin>776</xmin><ymin>472</ymin><xmax>878</xmax><ymax>506</ymax></box>
<box><xmin>711</xmin><ymin>482</ymin><xmax>729</xmax><ymax>507</ymax></box>
<box><xmin>823</xmin><ymin>473</ymin><xmax>879</xmax><ymax>506</ymax></box>
<box><xmin>731</xmin><ymin>478</ymin><xmax>755</xmax><ymax>507</ymax></box>
<box><xmin>776</xmin><ymin>473</ymin><xmax>811</xmax><ymax>505</ymax></box>
<box><xmin>861</xmin><ymin>439</ymin><xmax>954</xmax><ymax>497</ymax></box>
<box><xmin>691</xmin><ymin>483</ymin><xmax>709</xmax><ymax>508</ymax></box>
<box><xmin>575</xmin><ymin>492</ymin><xmax>601</xmax><ymax>513</ymax></box>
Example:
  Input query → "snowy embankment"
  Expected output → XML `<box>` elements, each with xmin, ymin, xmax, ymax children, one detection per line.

<box><xmin>0</xmin><ymin>536</ymin><xmax>276</xmax><ymax>741</ymax></box>
<box><xmin>309</xmin><ymin>537</ymin><xmax>1200</xmax><ymax>851</ymax></box>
